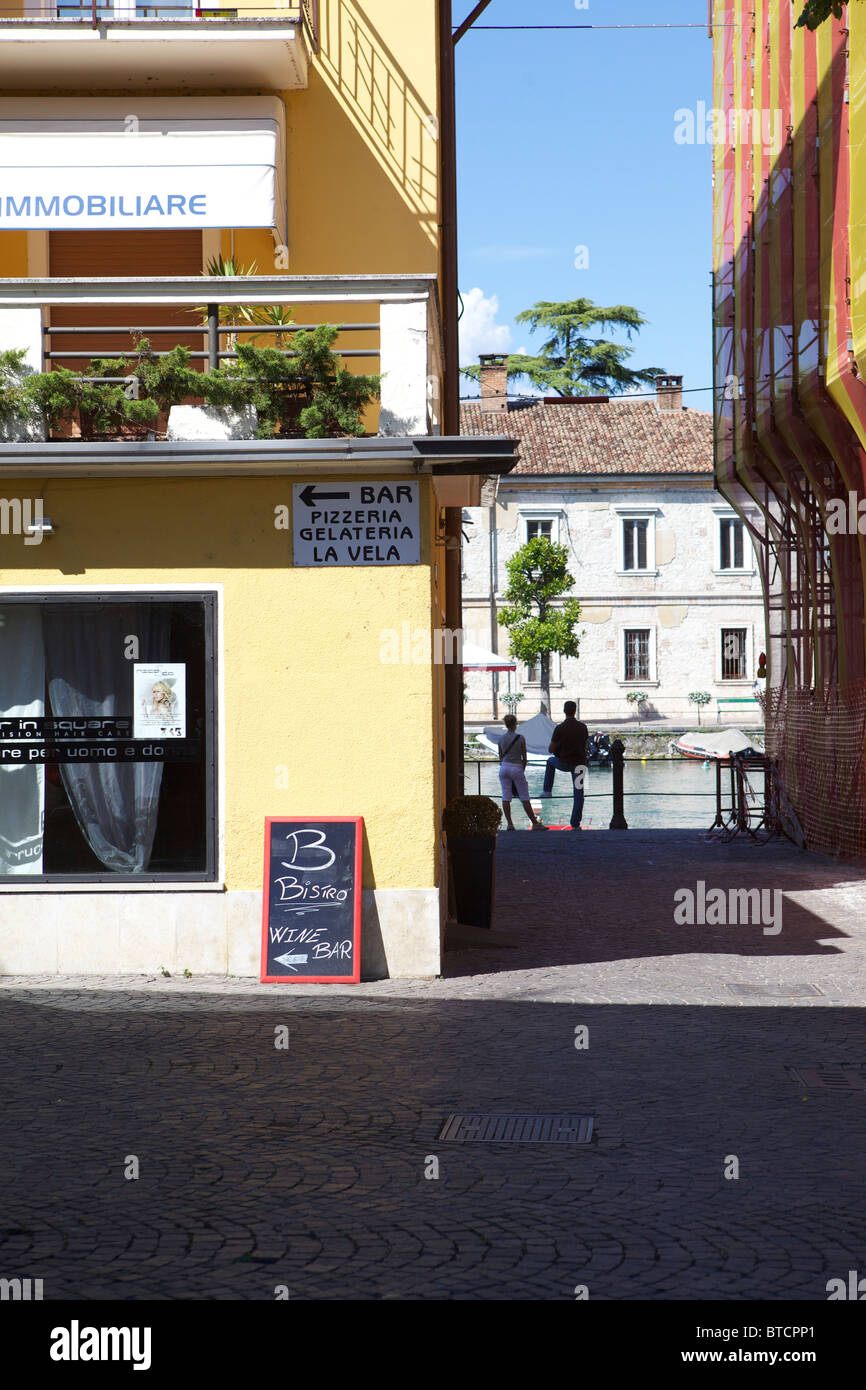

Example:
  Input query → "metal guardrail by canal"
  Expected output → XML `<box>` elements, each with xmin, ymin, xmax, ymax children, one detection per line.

<box><xmin>464</xmin><ymin>737</ymin><xmax>751</xmax><ymax>833</ymax></box>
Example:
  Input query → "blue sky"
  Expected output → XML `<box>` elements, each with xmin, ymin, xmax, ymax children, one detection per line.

<box><xmin>454</xmin><ymin>0</ymin><xmax>713</xmax><ymax>408</ymax></box>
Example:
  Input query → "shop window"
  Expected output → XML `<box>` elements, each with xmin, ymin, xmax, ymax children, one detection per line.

<box><xmin>0</xmin><ymin>595</ymin><xmax>216</xmax><ymax>881</ymax></box>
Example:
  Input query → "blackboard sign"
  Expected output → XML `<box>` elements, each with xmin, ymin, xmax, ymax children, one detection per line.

<box><xmin>261</xmin><ymin>817</ymin><xmax>363</xmax><ymax>984</ymax></box>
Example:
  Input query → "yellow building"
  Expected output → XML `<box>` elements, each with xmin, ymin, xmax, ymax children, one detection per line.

<box><xmin>0</xmin><ymin>2</ymin><xmax>514</xmax><ymax>977</ymax></box>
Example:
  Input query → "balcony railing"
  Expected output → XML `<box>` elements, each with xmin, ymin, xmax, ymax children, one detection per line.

<box><xmin>0</xmin><ymin>0</ymin><xmax>316</xmax><ymax>31</ymax></box>
<box><xmin>0</xmin><ymin>3</ymin><xmax>314</xmax><ymax>89</ymax></box>
<box><xmin>0</xmin><ymin>273</ymin><xmax>442</xmax><ymax>439</ymax></box>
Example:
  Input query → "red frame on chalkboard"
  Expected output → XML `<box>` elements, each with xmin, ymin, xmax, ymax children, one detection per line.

<box><xmin>260</xmin><ymin>816</ymin><xmax>364</xmax><ymax>984</ymax></box>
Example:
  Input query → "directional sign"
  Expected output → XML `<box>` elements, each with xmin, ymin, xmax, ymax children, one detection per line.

<box><xmin>292</xmin><ymin>481</ymin><xmax>420</xmax><ymax>567</ymax></box>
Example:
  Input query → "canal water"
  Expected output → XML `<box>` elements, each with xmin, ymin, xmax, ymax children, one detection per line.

<box><xmin>467</xmin><ymin>757</ymin><xmax>721</xmax><ymax>830</ymax></box>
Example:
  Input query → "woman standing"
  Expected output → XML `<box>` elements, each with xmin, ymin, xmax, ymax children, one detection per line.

<box><xmin>498</xmin><ymin>715</ymin><xmax>548</xmax><ymax>831</ymax></box>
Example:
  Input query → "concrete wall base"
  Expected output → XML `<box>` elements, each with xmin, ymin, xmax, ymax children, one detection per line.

<box><xmin>0</xmin><ymin>887</ymin><xmax>441</xmax><ymax>980</ymax></box>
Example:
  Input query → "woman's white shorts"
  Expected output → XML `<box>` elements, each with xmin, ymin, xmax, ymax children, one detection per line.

<box><xmin>499</xmin><ymin>761</ymin><xmax>529</xmax><ymax>802</ymax></box>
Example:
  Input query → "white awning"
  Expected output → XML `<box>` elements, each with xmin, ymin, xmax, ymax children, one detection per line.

<box><xmin>462</xmin><ymin>642</ymin><xmax>517</xmax><ymax>671</ymax></box>
<box><xmin>0</xmin><ymin>96</ymin><xmax>287</xmax><ymax>242</ymax></box>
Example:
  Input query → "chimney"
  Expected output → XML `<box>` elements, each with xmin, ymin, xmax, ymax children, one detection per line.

<box><xmin>478</xmin><ymin>352</ymin><xmax>509</xmax><ymax>412</ymax></box>
<box><xmin>655</xmin><ymin>374</ymin><xmax>683</xmax><ymax>412</ymax></box>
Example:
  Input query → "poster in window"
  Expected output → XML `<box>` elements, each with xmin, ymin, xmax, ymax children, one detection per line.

<box><xmin>134</xmin><ymin>664</ymin><xmax>186</xmax><ymax>739</ymax></box>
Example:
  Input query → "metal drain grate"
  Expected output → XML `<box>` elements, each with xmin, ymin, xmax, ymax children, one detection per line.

<box><xmin>726</xmin><ymin>982</ymin><xmax>824</xmax><ymax>998</ymax></box>
<box><xmin>438</xmin><ymin>1114</ymin><xmax>593</xmax><ymax>1144</ymax></box>
<box><xmin>787</xmin><ymin>1065</ymin><xmax>866</xmax><ymax>1091</ymax></box>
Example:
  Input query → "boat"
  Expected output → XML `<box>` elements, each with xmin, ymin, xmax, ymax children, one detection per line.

<box><xmin>675</xmin><ymin>728</ymin><xmax>763</xmax><ymax>760</ymax></box>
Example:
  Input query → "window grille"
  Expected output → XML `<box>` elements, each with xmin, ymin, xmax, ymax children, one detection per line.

<box><xmin>624</xmin><ymin>629</ymin><xmax>650</xmax><ymax>681</ymax></box>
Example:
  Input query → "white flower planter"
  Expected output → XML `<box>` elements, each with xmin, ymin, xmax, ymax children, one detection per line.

<box><xmin>166</xmin><ymin>404</ymin><xmax>258</xmax><ymax>442</ymax></box>
<box><xmin>0</xmin><ymin>411</ymin><xmax>47</xmax><ymax>442</ymax></box>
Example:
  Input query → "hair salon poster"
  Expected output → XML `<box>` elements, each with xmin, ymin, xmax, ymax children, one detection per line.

<box><xmin>133</xmin><ymin>664</ymin><xmax>186</xmax><ymax>739</ymax></box>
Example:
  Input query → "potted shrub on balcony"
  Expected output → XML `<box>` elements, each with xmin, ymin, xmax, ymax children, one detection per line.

<box><xmin>443</xmin><ymin>794</ymin><xmax>502</xmax><ymax>930</ymax></box>
<box><xmin>26</xmin><ymin>360</ymin><xmax>160</xmax><ymax>441</ymax></box>
<box><xmin>0</xmin><ymin>348</ymin><xmax>47</xmax><ymax>441</ymax></box>
<box><xmin>227</xmin><ymin>326</ymin><xmax>380</xmax><ymax>438</ymax></box>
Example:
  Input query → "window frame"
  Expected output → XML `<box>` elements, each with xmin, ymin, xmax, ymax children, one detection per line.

<box><xmin>523</xmin><ymin>651</ymin><xmax>562</xmax><ymax>686</ymax></box>
<box><xmin>0</xmin><ymin>587</ymin><xmax>219</xmax><ymax>887</ymax></box>
<box><xmin>519</xmin><ymin>509</ymin><xmax>562</xmax><ymax>545</ymax></box>
<box><xmin>712</xmin><ymin>506</ymin><xmax>755</xmax><ymax>574</ymax></box>
<box><xmin>618</xmin><ymin>625</ymin><xmax>658</xmax><ymax>685</ymax></box>
<box><xmin>612</xmin><ymin>505</ymin><xmax>660</xmax><ymax>575</ymax></box>
<box><xmin>717</xmin><ymin>624</ymin><xmax>751</xmax><ymax>682</ymax></box>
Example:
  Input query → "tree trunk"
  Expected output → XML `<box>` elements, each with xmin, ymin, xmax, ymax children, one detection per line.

<box><xmin>540</xmin><ymin>652</ymin><xmax>551</xmax><ymax>718</ymax></box>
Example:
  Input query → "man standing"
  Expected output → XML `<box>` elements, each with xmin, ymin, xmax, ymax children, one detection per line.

<box><xmin>541</xmin><ymin>700</ymin><xmax>589</xmax><ymax>830</ymax></box>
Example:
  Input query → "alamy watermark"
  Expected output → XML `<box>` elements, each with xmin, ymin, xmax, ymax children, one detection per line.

<box><xmin>825</xmin><ymin>492</ymin><xmax>866</xmax><ymax>534</ymax></box>
<box><xmin>0</xmin><ymin>497</ymin><xmax>46</xmax><ymax>545</ymax></box>
<box><xmin>380</xmin><ymin>623</ymin><xmax>464</xmax><ymax>665</ymax></box>
<box><xmin>674</xmin><ymin>101</ymin><xmax>783</xmax><ymax>152</ymax></box>
<box><xmin>674</xmin><ymin>880</ymin><xmax>782</xmax><ymax>935</ymax></box>
<box><xmin>0</xmin><ymin>1276</ymin><xmax>43</xmax><ymax>1300</ymax></box>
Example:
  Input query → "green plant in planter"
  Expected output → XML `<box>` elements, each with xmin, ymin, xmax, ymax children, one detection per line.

<box><xmin>25</xmin><ymin>360</ymin><xmax>158</xmax><ymax>438</ymax></box>
<box><xmin>442</xmin><ymin>795</ymin><xmax>502</xmax><ymax>838</ymax></box>
<box><xmin>500</xmin><ymin>691</ymin><xmax>525</xmax><ymax>714</ymax></box>
<box><xmin>130</xmin><ymin>339</ymin><xmax>211</xmax><ymax>415</ymax></box>
<box><xmin>687</xmin><ymin>690</ymin><xmax>712</xmax><ymax>727</ymax></box>
<box><xmin>626</xmin><ymin>690</ymin><xmax>649</xmax><ymax>725</ymax></box>
<box><xmin>0</xmin><ymin>348</ymin><xmax>38</xmax><ymax>432</ymax></box>
<box><xmin>223</xmin><ymin>327</ymin><xmax>380</xmax><ymax>438</ymax></box>
<box><xmin>197</xmin><ymin>255</ymin><xmax>260</xmax><ymax>347</ymax></box>
<box><xmin>250</xmin><ymin>304</ymin><xmax>296</xmax><ymax>350</ymax></box>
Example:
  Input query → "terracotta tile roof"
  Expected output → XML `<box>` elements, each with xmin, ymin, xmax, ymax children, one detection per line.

<box><xmin>458</xmin><ymin>398</ymin><xmax>713</xmax><ymax>476</ymax></box>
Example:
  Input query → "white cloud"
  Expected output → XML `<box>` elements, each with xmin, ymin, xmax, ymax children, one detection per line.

<box><xmin>459</xmin><ymin>287</ymin><xmax>512</xmax><ymax>367</ymax></box>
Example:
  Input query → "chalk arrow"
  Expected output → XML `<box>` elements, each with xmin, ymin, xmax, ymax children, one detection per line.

<box><xmin>273</xmin><ymin>953</ymin><xmax>309</xmax><ymax>971</ymax></box>
<box><xmin>298</xmin><ymin>485</ymin><xmax>351</xmax><ymax>508</ymax></box>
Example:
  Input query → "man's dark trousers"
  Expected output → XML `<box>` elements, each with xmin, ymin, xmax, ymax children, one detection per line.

<box><xmin>543</xmin><ymin>757</ymin><xmax>585</xmax><ymax>827</ymax></box>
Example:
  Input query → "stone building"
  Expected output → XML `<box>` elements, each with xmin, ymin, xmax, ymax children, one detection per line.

<box><xmin>460</xmin><ymin>358</ymin><xmax>766</xmax><ymax>726</ymax></box>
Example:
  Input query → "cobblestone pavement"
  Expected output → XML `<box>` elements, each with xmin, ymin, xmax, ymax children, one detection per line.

<box><xmin>1</xmin><ymin>830</ymin><xmax>865</xmax><ymax>1299</ymax></box>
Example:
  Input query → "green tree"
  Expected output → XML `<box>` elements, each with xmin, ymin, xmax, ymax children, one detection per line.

<box><xmin>795</xmin><ymin>0</ymin><xmax>848</xmax><ymax>28</ymax></box>
<box><xmin>462</xmin><ymin>298</ymin><xmax>664</xmax><ymax>397</ymax></box>
<box><xmin>498</xmin><ymin>537</ymin><xmax>582</xmax><ymax>716</ymax></box>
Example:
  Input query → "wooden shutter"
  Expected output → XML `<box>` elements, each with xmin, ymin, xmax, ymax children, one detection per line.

<box><xmin>48</xmin><ymin>230</ymin><xmax>204</xmax><ymax>371</ymax></box>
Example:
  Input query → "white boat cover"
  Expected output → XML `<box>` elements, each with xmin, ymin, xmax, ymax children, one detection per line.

<box><xmin>676</xmin><ymin>728</ymin><xmax>762</xmax><ymax>759</ymax></box>
<box><xmin>478</xmin><ymin>711</ymin><xmax>556</xmax><ymax>763</ymax></box>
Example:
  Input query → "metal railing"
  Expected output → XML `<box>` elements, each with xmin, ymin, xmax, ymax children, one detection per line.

<box><xmin>467</xmin><ymin>693</ymin><xmax>764</xmax><ymax>725</ymax></box>
<box><xmin>0</xmin><ymin>2</ymin><xmax>310</xmax><ymax>22</ymax></box>
<box><xmin>0</xmin><ymin>273</ymin><xmax>441</xmax><ymax>437</ymax></box>
<box><xmin>42</xmin><ymin>316</ymin><xmax>381</xmax><ymax>372</ymax></box>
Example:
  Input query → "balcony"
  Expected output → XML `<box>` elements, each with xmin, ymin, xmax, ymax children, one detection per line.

<box><xmin>0</xmin><ymin>271</ymin><xmax>424</xmax><ymax>442</ymax></box>
<box><xmin>0</xmin><ymin>1</ymin><xmax>315</xmax><ymax>90</ymax></box>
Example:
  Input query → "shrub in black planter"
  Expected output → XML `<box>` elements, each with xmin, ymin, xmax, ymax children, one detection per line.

<box><xmin>443</xmin><ymin>795</ymin><xmax>502</xmax><ymax>929</ymax></box>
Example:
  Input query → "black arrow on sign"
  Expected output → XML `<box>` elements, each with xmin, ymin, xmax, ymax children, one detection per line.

<box><xmin>298</xmin><ymin>485</ymin><xmax>352</xmax><ymax>508</ymax></box>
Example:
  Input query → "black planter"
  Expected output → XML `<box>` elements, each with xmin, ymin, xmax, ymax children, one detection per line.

<box><xmin>448</xmin><ymin>834</ymin><xmax>497</xmax><ymax>929</ymax></box>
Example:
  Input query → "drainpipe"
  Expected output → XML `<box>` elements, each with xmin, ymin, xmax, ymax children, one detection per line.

<box><xmin>438</xmin><ymin>0</ymin><xmax>495</xmax><ymax>801</ymax></box>
<box><xmin>439</xmin><ymin>0</ymin><xmax>462</xmax><ymax>800</ymax></box>
<box><xmin>489</xmin><ymin>502</ymin><xmax>498</xmax><ymax>720</ymax></box>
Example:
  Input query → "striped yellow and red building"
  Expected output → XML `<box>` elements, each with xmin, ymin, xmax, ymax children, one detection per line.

<box><xmin>713</xmin><ymin>0</ymin><xmax>866</xmax><ymax>853</ymax></box>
